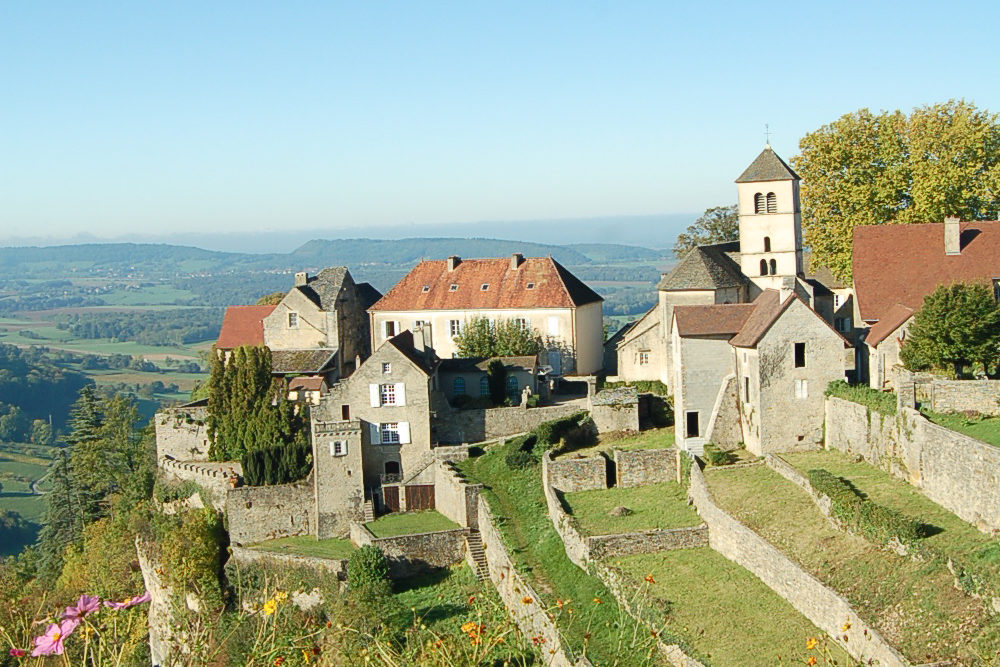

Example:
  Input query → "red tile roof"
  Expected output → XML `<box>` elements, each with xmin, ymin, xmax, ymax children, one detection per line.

<box><xmin>853</xmin><ymin>221</ymin><xmax>1000</xmax><ymax>322</ymax></box>
<box><xmin>288</xmin><ymin>376</ymin><xmax>326</xmax><ymax>391</ymax></box>
<box><xmin>673</xmin><ymin>304</ymin><xmax>756</xmax><ymax>336</ymax></box>
<box><xmin>729</xmin><ymin>290</ymin><xmax>788</xmax><ymax>348</ymax></box>
<box><xmin>864</xmin><ymin>303</ymin><xmax>914</xmax><ymax>347</ymax></box>
<box><xmin>369</xmin><ymin>256</ymin><xmax>602</xmax><ymax>311</ymax></box>
<box><xmin>216</xmin><ymin>305</ymin><xmax>275</xmax><ymax>349</ymax></box>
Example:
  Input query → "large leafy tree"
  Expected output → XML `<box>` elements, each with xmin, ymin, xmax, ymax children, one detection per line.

<box><xmin>793</xmin><ymin>100</ymin><xmax>1000</xmax><ymax>281</ymax></box>
<box><xmin>673</xmin><ymin>205</ymin><xmax>739</xmax><ymax>256</ymax></box>
<box><xmin>900</xmin><ymin>283</ymin><xmax>1000</xmax><ymax>378</ymax></box>
<box><xmin>452</xmin><ymin>317</ymin><xmax>543</xmax><ymax>358</ymax></box>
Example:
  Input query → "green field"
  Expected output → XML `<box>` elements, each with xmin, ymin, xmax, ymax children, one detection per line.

<box><xmin>0</xmin><ymin>326</ymin><xmax>206</xmax><ymax>361</ymax></box>
<box><xmin>365</xmin><ymin>510</ymin><xmax>459</xmax><ymax>537</ymax></box>
<box><xmin>0</xmin><ymin>445</ymin><xmax>53</xmax><ymax>557</ymax></box>
<box><xmin>562</xmin><ymin>481</ymin><xmax>700</xmax><ymax>535</ymax></box>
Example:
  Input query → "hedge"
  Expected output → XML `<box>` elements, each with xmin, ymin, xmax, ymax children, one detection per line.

<box><xmin>824</xmin><ymin>380</ymin><xmax>896</xmax><ymax>416</ymax></box>
<box><xmin>242</xmin><ymin>441</ymin><xmax>313</xmax><ymax>486</ymax></box>
<box><xmin>807</xmin><ymin>468</ymin><xmax>920</xmax><ymax>546</ymax></box>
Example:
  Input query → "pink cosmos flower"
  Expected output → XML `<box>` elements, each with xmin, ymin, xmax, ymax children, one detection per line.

<box><xmin>63</xmin><ymin>594</ymin><xmax>101</xmax><ymax>621</ymax></box>
<box><xmin>31</xmin><ymin>619</ymin><xmax>79</xmax><ymax>656</ymax></box>
<box><xmin>103</xmin><ymin>591</ymin><xmax>151</xmax><ymax>609</ymax></box>
<box><xmin>9</xmin><ymin>648</ymin><xmax>26</xmax><ymax>657</ymax></box>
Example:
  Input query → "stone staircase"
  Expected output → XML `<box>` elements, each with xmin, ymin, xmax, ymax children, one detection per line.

<box><xmin>362</xmin><ymin>500</ymin><xmax>375</xmax><ymax>523</ymax></box>
<box><xmin>466</xmin><ymin>530</ymin><xmax>489</xmax><ymax>581</ymax></box>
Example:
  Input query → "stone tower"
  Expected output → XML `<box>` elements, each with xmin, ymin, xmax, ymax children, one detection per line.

<box><xmin>735</xmin><ymin>146</ymin><xmax>803</xmax><ymax>292</ymax></box>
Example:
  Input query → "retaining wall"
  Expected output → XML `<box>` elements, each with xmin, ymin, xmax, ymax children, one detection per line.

<box><xmin>588</xmin><ymin>387</ymin><xmax>640</xmax><ymax>433</ymax></box>
<box><xmin>229</xmin><ymin>546</ymin><xmax>348</xmax><ymax>580</ymax></box>
<box><xmin>435</xmin><ymin>401</ymin><xmax>586</xmax><ymax>444</ymax></box>
<box><xmin>349</xmin><ymin>522</ymin><xmax>469</xmax><ymax>578</ymax></box>
<box><xmin>155</xmin><ymin>405</ymin><xmax>210</xmax><ymax>461</ymax></box>
<box><xmin>825</xmin><ymin>396</ymin><xmax>1000</xmax><ymax>533</ymax></box>
<box><xmin>543</xmin><ymin>454</ymin><xmax>606</xmax><ymax>493</ymax></box>
<box><xmin>910</xmin><ymin>374</ymin><xmax>1000</xmax><ymax>416</ymax></box>
<box><xmin>434</xmin><ymin>460</ymin><xmax>483</xmax><ymax>528</ymax></box>
<box><xmin>158</xmin><ymin>457</ymin><xmax>241</xmax><ymax>509</ymax></box>
<box><xmin>586</xmin><ymin>527</ymin><xmax>708</xmax><ymax>560</ymax></box>
<box><xmin>688</xmin><ymin>461</ymin><xmax>908</xmax><ymax>666</ymax></box>
<box><xmin>613</xmin><ymin>448</ymin><xmax>679</xmax><ymax>488</ymax></box>
<box><xmin>226</xmin><ymin>481</ymin><xmax>313</xmax><ymax>545</ymax></box>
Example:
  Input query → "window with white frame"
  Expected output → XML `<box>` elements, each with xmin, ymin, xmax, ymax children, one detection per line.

<box><xmin>330</xmin><ymin>440</ymin><xmax>347</xmax><ymax>457</ymax></box>
<box><xmin>514</xmin><ymin>317</ymin><xmax>528</xmax><ymax>330</ymax></box>
<box><xmin>449</xmin><ymin>284</ymin><xmax>458</xmax><ymax>292</ymax></box>
<box><xmin>380</xmin><ymin>383</ymin><xmax>396</xmax><ymax>405</ymax></box>
<box><xmin>288</xmin><ymin>312</ymin><xmax>298</xmax><ymax>328</ymax></box>
<box><xmin>381</xmin><ymin>423</ymin><xmax>400</xmax><ymax>444</ymax></box>
<box><xmin>794</xmin><ymin>379</ymin><xmax>808</xmax><ymax>399</ymax></box>
<box><xmin>449</xmin><ymin>319</ymin><xmax>461</xmax><ymax>336</ymax></box>
<box><xmin>638</xmin><ymin>350</ymin><xmax>650</xmax><ymax>365</ymax></box>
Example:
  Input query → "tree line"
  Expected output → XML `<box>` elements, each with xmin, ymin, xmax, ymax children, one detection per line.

<box><xmin>58</xmin><ymin>308</ymin><xmax>223</xmax><ymax>346</ymax></box>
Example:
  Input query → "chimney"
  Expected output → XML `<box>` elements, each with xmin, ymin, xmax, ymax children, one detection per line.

<box><xmin>510</xmin><ymin>253</ymin><xmax>523</xmax><ymax>270</ymax></box>
<box><xmin>413</xmin><ymin>324</ymin><xmax>434</xmax><ymax>361</ymax></box>
<box><xmin>294</xmin><ymin>271</ymin><xmax>308</xmax><ymax>286</ymax></box>
<box><xmin>447</xmin><ymin>255</ymin><xmax>461</xmax><ymax>272</ymax></box>
<box><xmin>944</xmin><ymin>215</ymin><xmax>961</xmax><ymax>255</ymax></box>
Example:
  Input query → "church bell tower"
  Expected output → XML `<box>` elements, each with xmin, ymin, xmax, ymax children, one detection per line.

<box><xmin>735</xmin><ymin>145</ymin><xmax>803</xmax><ymax>292</ymax></box>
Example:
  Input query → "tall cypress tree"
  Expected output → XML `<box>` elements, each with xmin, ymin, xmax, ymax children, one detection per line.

<box><xmin>36</xmin><ymin>448</ymin><xmax>81</xmax><ymax>580</ymax></box>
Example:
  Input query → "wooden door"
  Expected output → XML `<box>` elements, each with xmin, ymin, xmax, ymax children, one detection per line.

<box><xmin>405</xmin><ymin>485</ymin><xmax>435</xmax><ymax>511</ymax></box>
<box><xmin>382</xmin><ymin>486</ymin><xmax>400</xmax><ymax>513</ymax></box>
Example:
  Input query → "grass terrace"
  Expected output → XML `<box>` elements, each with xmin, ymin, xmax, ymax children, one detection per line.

<box><xmin>365</xmin><ymin>510</ymin><xmax>460</xmax><ymax>538</ymax></box>
<box><xmin>562</xmin><ymin>481</ymin><xmax>700</xmax><ymax>536</ymax></box>
<box><xmin>705</xmin><ymin>463</ymin><xmax>1000</xmax><ymax>663</ymax></box>
<box><xmin>615</xmin><ymin>549</ymin><xmax>850</xmax><ymax>665</ymax></box>
<box><xmin>456</xmin><ymin>436</ymin><xmax>672</xmax><ymax>666</ymax></box>
<box><xmin>250</xmin><ymin>535</ymin><xmax>356</xmax><ymax>560</ymax></box>
<box><xmin>920</xmin><ymin>409</ymin><xmax>1000</xmax><ymax>448</ymax></box>
<box><xmin>555</xmin><ymin>426</ymin><xmax>674</xmax><ymax>460</ymax></box>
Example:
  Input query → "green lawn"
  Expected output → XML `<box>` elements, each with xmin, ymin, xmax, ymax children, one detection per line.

<box><xmin>616</xmin><ymin>549</ymin><xmax>850</xmax><ymax>666</ymax></box>
<box><xmin>555</xmin><ymin>426</ymin><xmax>674</xmax><ymax>460</ymax></box>
<box><xmin>781</xmin><ymin>449</ymin><xmax>1000</xmax><ymax>583</ymax></box>
<box><xmin>251</xmin><ymin>535</ymin><xmax>356</xmax><ymax>560</ymax></box>
<box><xmin>705</xmin><ymin>464</ymin><xmax>1000</xmax><ymax>663</ymax></box>
<box><xmin>920</xmin><ymin>409</ymin><xmax>1000</xmax><ymax>447</ymax></box>
<box><xmin>562</xmin><ymin>481</ymin><xmax>700</xmax><ymax>536</ymax></box>
<box><xmin>366</xmin><ymin>510</ymin><xmax>460</xmax><ymax>537</ymax></box>
<box><xmin>456</xmin><ymin>437</ymin><xmax>671</xmax><ymax>666</ymax></box>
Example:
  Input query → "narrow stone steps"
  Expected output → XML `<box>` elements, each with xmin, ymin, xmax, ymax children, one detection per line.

<box><xmin>466</xmin><ymin>530</ymin><xmax>489</xmax><ymax>581</ymax></box>
<box><xmin>362</xmin><ymin>500</ymin><xmax>375</xmax><ymax>523</ymax></box>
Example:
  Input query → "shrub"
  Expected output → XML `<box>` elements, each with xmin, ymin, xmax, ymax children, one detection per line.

<box><xmin>504</xmin><ymin>447</ymin><xmax>535</xmax><ymax>469</ymax></box>
<box><xmin>807</xmin><ymin>469</ymin><xmax>921</xmax><ymax>547</ymax></box>
<box><xmin>347</xmin><ymin>544</ymin><xmax>390</xmax><ymax>593</ymax></box>
<box><xmin>152</xmin><ymin>479</ymin><xmax>200</xmax><ymax>504</ymax></box>
<box><xmin>534</xmin><ymin>411</ymin><xmax>588</xmax><ymax>448</ymax></box>
<box><xmin>241</xmin><ymin>441</ymin><xmax>312</xmax><ymax>486</ymax></box>
<box><xmin>602</xmin><ymin>379</ymin><xmax>671</xmax><ymax>396</ymax></box>
<box><xmin>825</xmin><ymin>380</ymin><xmax>896</xmax><ymax>416</ymax></box>
<box><xmin>526</xmin><ymin>394</ymin><xmax>540</xmax><ymax>408</ymax></box>
<box><xmin>703</xmin><ymin>443</ymin><xmax>731</xmax><ymax>466</ymax></box>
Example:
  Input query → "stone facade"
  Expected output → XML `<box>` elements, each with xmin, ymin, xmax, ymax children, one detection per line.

<box><xmin>157</xmin><ymin>458</ymin><xmax>240</xmax><ymax>509</ymax></box>
<box><xmin>586</xmin><ymin>526</ymin><xmax>708</xmax><ymax>560</ymax></box>
<box><xmin>349</xmin><ymin>522</ymin><xmax>468</xmax><ymax>578</ymax></box>
<box><xmin>588</xmin><ymin>387</ymin><xmax>639</xmax><ymax>433</ymax></box>
<box><xmin>672</xmin><ymin>330</ymin><xmax>734</xmax><ymax>453</ymax></box>
<box><xmin>688</xmin><ymin>461</ymin><xmax>908</xmax><ymax>666</ymax></box>
<box><xmin>434</xmin><ymin>460</ymin><xmax>482</xmax><ymax>528</ymax></box>
<box><xmin>613</xmin><ymin>448</ymin><xmax>679</xmax><ymax>488</ymax></box>
<box><xmin>311</xmin><ymin>420</ymin><xmax>366</xmax><ymax>538</ymax></box>
<box><xmin>229</xmin><ymin>546</ymin><xmax>349</xmax><ymax>580</ymax></box>
<box><xmin>825</xmin><ymin>396</ymin><xmax>1000</xmax><ymax>533</ymax></box>
<box><xmin>154</xmin><ymin>404</ymin><xmax>210</xmax><ymax>461</ymax></box>
<box><xmin>910</xmin><ymin>373</ymin><xmax>1000</xmax><ymax>416</ymax></box>
<box><xmin>433</xmin><ymin>399</ymin><xmax>586</xmax><ymax>445</ymax></box>
<box><xmin>226</xmin><ymin>481</ymin><xmax>314</xmax><ymax>545</ymax></box>
<box><xmin>703</xmin><ymin>374</ymin><xmax>742</xmax><ymax>450</ymax></box>
<box><xmin>543</xmin><ymin>454</ymin><xmax>606</xmax><ymax>493</ymax></box>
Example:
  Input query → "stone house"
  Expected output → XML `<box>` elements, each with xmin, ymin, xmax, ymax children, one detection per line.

<box><xmin>853</xmin><ymin>216</ymin><xmax>1000</xmax><ymax>387</ymax></box>
<box><xmin>437</xmin><ymin>355</ymin><xmax>539</xmax><ymax>404</ymax></box>
<box><xmin>672</xmin><ymin>289</ymin><xmax>849</xmax><ymax>455</ymax></box>
<box><xmin>614</xmin><ymin>146</ymin><xmax>842</xmax><ymax>390</ymax></box>
<box><xmin>368</xmin><ymin>253</ymin><xmax>604</xmax><ymax>375</ymax></box>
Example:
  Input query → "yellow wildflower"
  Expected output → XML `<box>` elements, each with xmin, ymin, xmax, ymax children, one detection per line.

<box><xmin>262</xmin><ymin>599</ymin><xmax>277</xmax><ymax>616</ymax></box>
<box><xmin>806</xmin><ymin>637</ymin><xmax>818</xmax><ymax>650</ymax></box>
<box><xmin>274</xmin><ymin>591</ymin><xmax>288</xmax><ymax>603</ymax></box>
<box><xmin>461</xmin><ymin>621</ymin><xmax>478</xmax><ymax>634</ymax></box>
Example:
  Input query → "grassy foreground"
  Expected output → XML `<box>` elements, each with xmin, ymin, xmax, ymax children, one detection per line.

<box><xmin>456</xmin><ymin>437</ymin><xmax>670</xmax><ymax>666</ymax></box>
<box><xmin>366</xmin><ymin>510</ymin><xmax>460</xmax><ymax>537</ymax></box>
<box><xmin>563</xmin><ymin>481</ymin><xmax>700</xmax><ymax>536</ymax></box>
<box><xmin>706</xmin><ymin>464</ymin><xmax>1000</xmax><ymax>663</ymax></box>
<box><xmin>920</xmin><ymin>409</ymin><xmax>1000</xmax><ymax>447</ymax></box>
<box><xmin>251</xmin><ymin>535</ymin><xmax>356</xmax><ymax>560</ymax></box>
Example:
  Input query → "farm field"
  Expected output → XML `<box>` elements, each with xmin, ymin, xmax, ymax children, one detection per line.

<box><xmin>0</xmin><ymin>443</ymin><xmax>54</xmax><ymax>557</ymax></box>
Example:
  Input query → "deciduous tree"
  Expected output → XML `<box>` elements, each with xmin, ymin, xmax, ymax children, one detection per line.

<box><xmin>453</xmin><ymin>317</ymin><xmax>543</xmax><ymax>358</ymax></box>
<box><xmin>673</xmin><ymin>205</ymin><xmax>739</xmax><ymax>256</ymax></box>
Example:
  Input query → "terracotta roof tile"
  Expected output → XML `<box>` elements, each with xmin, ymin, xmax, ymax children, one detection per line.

<box><xmin>288</xmin><ymin>376</ymin><xmax>327</xmax><ymax>391</ymax></box>
<box><xmin>673</xmin><ymin>303</ymin><xmax>756</xmax><ymax>336</ymax></box>
<box><xmin>853</xmin><ymin>221</ymin><xmax>1000</xmax><ymax>322</ymax></box>
<box><xmin>729</xmin><ymin>291</ymin><xmax>788</xmax><ymax>347</ymax></box>
<box><xmin>864</xmin><ymin>303</ymin><xmax>914</xmax><ymax>347</ymax></box>
<box><xmin>216</xmin><ymin>305</ymin><xmax>275</xmax><ymax>349</ymax></box>
<box><xmin>369</xmin><ymin>256</ymin><xmax>602</xmax><ymax>311</ymax></box>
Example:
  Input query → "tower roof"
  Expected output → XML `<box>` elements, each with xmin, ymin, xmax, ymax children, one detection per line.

<box><xmin>735</xmin><ymin>146</ymin><xmax>800</xmax><ymax>183</ymax></box>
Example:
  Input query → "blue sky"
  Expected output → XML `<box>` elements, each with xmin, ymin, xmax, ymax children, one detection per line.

<box><xmin>3</xmin><ymin>1</ymin><xmax>999</xmax><ymax>241</ymax></box>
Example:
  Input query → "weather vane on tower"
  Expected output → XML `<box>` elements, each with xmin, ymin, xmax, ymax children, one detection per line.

<box><xmin>764</xmin><ymin>123</ymin><xmax>772</xmax><ymax>147</ymax></box>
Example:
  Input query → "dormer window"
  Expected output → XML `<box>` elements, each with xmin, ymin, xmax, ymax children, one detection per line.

<box><xmin>763</xmin><ymin>237</ymin><xmax>771</xmax><ymax>252</ymax></box>
<box><xmin>754</xmin><ymin>193</ymin><xmax>765</xmax><ymax>214</ymax></box>
<box><xmin>526</xmin><ymin>282</ymin><xmax>535</xmax><ymax>289</ymax></box>
<box><xmin>449</xmin><ymin>284</ymin><xmax>458</xmax><ymax>292</ymax></box>
<box><xmin>766</xmin><ymin>192</ymin><xmax>777</xmax><ymax>213</ymax></box>
<box><xmin>421</xmin><ymin>285</ymin><xmax>430</xmax><ymax>293</ymax></box>
<box><xmin>481</xmin><ymin>283</ymin><xmax>489</xmax><ymax>291</ymax></box>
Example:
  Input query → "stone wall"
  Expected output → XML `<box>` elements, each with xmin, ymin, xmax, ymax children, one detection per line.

<box><xmin>434</xmin><ymin>400</ymin><xmax>586</xmax><ymax>445</ymax></box>
<box><xmin>688</xmin><ymin>461</ymin><xmax>908</xmax><ymax>666</ymax></box>
<box><xmin>825</xmin><ymin>396</ymin><xmax>1000</xmax><ymax>533</ymax></box>
<box><xmin>704</xmin><ymin>374</ymin><xmax>743</xmax><ymax>450</ymax></box>
<box><xmin>349</xmin><ymin>522</ymin><xmax>469</xmax><ymax>578</ymax></box>
<box><xmin>136</xmin><ymin>539</ymin><xmax>177</xmax><ymax>667</ymax></box>
<box><xmin>613</xmin><ymin>449</ymin><xmax>679</xmax><ymax>488</ymax></box>
<box><xmin>229</xmin><ymin>545</ymin><xmax>348</xmax><ymax>580</ymax></box>
<box><xmin>226</xmin><ymin>481</ymin><xmax>314</xmax><ymax>545</ymax></box>
<box><xmin>910</xmin><ymin>373</ymin><xmax>1000</xmax><ymax>416</ymax></box>
<box><xmin>155</xmin><ymin>405</ymin><xmax>210</xmax><ymax>461</ymax></box>
<box><xmin>586</xmin><ymin>527</ymin><xmax>708</xmax><ymax>560</ymax></box>
<box><xmin>158</xmin><ymin>458</ymin><xmax>240</xmax><ymax>509</ymax></box>
<box><xmin>588</xmin><ymin>387</ymin><xmax>639</xmax><ymax>433</ymax></box>
<box><xmin>542</xmin><ymin>453</ymin><xmax>606</xmax><ymax>493</ymax></box>
<box><xmin>476</xmin><ymin>496</ymin><xmax>588</xmax><ymax>666</ymax></box>
<box><xmin>434</xmin><ymin>460</ymin><xmax>482</xmax><ymax>528</ymax></box>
